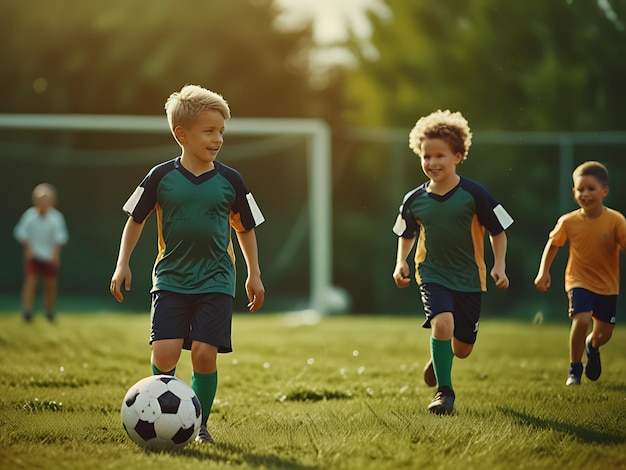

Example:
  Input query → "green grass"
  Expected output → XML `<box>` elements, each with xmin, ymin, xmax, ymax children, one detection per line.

<box><xmin>1</xmin><ymin>312</ymin><xmax>625</xmax><ymax>470</ymax></box>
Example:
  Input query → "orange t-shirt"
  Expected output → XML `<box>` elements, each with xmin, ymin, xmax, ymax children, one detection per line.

<box><xmin>550</xmin><ymin>207</ymin><xmax>626</xmax><ymax>295</ymax></box>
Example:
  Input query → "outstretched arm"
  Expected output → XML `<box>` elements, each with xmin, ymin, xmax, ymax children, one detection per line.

<box><xmin>534</xmin><ymin>239</ymin><xmax>559</xmax><ymax>292</ymax></box>
<box><xmin>489</xmin><ymin>231</ymin><xmax>509</xmax><ymax>289</ymax></box>
<box><xmin>393</xmin><ymin>236</ymin><xmax>416</xmax><ymax>288</ymax></box>
<box><xmin>236</xmin><ymin>229</ymin><xmax>265</xmax><ymax>312</ymax></box>
<box><xmin>110</xmin><ymin>217</ymin><xmax>145</xmax><ymax>302</ymax></box>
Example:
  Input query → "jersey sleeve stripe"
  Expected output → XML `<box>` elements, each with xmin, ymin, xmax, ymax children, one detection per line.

<box><xmin>493</xmin><ymin>204</ymin><xmax>514</xmax><ymax>230</ymax></box>
<box><xmin>393</xmin><ymin>212</ymin><xmax>407</xmax><ymax>236</ymax></box>
<box><xmin>122</xmin><ymin>186</ymin><xmax>144</xmax><ymax>215</ymax></box>
<box><xmin>246</xmin><ymin>193</ymin><xmax>265</xmax><ymax>226</ymax></box>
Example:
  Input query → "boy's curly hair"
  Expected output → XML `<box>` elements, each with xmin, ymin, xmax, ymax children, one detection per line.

<box><xmin>408</xmin><ymin>110</ymin><xmax>473</xmax><ymax>160</ymax></box>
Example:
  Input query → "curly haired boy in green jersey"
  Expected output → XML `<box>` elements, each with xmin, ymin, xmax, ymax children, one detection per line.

<box><xmin>393</xmin><ymin>110</ymin><xmax>513</xmax><ymax>415</ymax></box>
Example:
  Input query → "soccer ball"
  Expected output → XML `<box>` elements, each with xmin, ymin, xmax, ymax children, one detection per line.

<box><xmin>121</xmin><ymin>375</ymin><xmax>202</xmax><ymax>450</ymax></box>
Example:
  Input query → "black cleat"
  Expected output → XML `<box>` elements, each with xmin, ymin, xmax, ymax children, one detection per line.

<box><xmin>194</xmin><ymin>425</ymin><xmax>215</xmax><ymax>444</ymax></box>
<box><xmin>585</xmin><ymin>336</ymin><xmax>601</xmax><ymax>381</ymax></box>
<box><xmin>427</xmin><ymin>386</ymin><xmax>455</xmax><ymax>415</ymax></box>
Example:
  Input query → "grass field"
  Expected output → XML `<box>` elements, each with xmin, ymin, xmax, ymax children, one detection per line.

<box><xmin>1</xmin><ymin>311</ymin><xmax>625</xmax><ymax>470</ymax></box>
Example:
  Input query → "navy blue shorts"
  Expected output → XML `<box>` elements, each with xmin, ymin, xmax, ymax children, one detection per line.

<box><xmin>568</xmin><ymin>288</ymin><xmax>617</xmax><ymax>324</ymax></box>
<box><xmin>150</xmin><ymin>290</ymin><xmax>234</xmax><ymax>353</ymax></box>
<box><xmin>419</xmin><ymin>283</ymin><xmax>482</xmax><ymax>344</ymax></box>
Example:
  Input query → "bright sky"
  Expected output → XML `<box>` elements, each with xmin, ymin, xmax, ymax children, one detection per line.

<box><xmin>274</xmin><ymin>0</ymin><xmax>390</xmax><ymax>45</ymax></box>
<box><xmin>274</xmin><ymin>0</ymin><xmax>390</xmax><ymax>69</ymax></box>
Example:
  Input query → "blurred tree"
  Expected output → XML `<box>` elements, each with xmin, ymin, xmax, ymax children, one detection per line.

<box><xmin>0</xmin><ymin>0</ymin><xmax>346</xmax><ymax>123</ymax></box>
<box><xmin>344</xmin><ymin>0</ymin><xmax>626</xmax><ymax>131</ymax></box>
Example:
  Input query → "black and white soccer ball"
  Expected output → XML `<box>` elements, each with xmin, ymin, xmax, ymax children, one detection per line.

<box><xmin>121</xmin><ymin>375</ymin><xmax>202</xmax><ymax>450</ymax></box>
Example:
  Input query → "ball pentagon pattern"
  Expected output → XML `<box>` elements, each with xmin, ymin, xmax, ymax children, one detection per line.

<box><xmin>121</xmin><ymin>375</ymin><xmax>202</xmax><ymax>449</ymax></box>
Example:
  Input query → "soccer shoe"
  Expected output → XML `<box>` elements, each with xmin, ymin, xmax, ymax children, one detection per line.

<box><xmin>423</xmin><ymin>358</ymin><xmax>436</xmax><ymax>387</ymax></box>
<box><xmin>566</xmin><ymin>374</ymin><xmax>581</xmax><ymax>386</ymax></box>
<box><xmin>195</xmin><ymin>425</ymin><xmax>215</xmax><ymax>444</ymax></box>
<box><xmin>427</xmin><ymin>386</ymin><xmax>455</xmax><ymax>415</ymax></box>
<box><xmin>585</xmin><ymin>336</ymin><xmax>601</xmax><ymax>381</ymax></box>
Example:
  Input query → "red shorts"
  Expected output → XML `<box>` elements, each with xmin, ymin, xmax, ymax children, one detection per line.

<box><xmin>26</xmin><ymin>258</ymin><xmax>59</xmax><ymax>278</ymax></box>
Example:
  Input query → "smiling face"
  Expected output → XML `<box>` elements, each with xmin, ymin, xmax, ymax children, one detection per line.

<box><xmin>420</xmin><ymin>137</ymin><xmax>463</xmax><ymax>191</ymax></box>
<box><xmin>573</xmin><ymin>174</ymin><xmax>608</xmax><ymax>217</ymax></box>
<box><xmin>176</xmin><ymin>109</ymin><xmax>225</xmax><ymax>171</ymax></box>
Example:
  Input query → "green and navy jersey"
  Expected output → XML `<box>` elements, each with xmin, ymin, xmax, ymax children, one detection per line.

<box><xmin>123</xmin><ymin>157</ymin><xmax>264</xmax><ymax>296</ymax></box>
<box><xmin>393</xmin><ymin>176</ymin><xmax>513</xmax><ymax>292</ymax></box>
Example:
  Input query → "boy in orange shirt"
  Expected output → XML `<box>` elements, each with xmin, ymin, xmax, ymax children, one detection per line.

<box><xmin>535</xmin><ymin>161</ymin><xmax>626</xmax><ymax>385</ymax></box>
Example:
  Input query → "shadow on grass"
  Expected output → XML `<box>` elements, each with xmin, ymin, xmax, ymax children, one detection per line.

<box><xmin>497</xmin><ymin>406</ymin><xmax>625</xmax><ymax>445</ymax></box>
<box><xmin>163</xmin><ymin>442</ymin><xmax>319</xmax><ymax>470</ymax></box>
<box><xmin>600</xmin><ymin>382</ymin><xmax>626</xmax><ymax>394</ymax></box>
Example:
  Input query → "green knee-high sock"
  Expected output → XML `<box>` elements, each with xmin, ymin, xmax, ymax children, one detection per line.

<box><xmin>151</xmin><ymin>357</ymin><xmax>176</xmax><ymax>376</ymax></box>
<box><xmin>431</xmin><ymin>337</ymin><xmax>454</xmax><ymax>391</ymax></box>
<box><xmin>192</xmin><ymin>371</ymin><xmax>218</xmax><ymax>426</ymax></box>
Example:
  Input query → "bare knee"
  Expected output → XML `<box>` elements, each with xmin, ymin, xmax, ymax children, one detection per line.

<box><xmin>452</xmin><ymin>339</ymin><xmax>473</xmax><ymax>358</ymax></box>
<box><xmin>571</xmin><ymin>312</ymin><xmax>592</xmax><ymax>327</ymax></box>
<box><xmin>152</xmin><ymin>354</ymin><xmax>177</xmax><ymax>373</ymax></box>
<box><xmin>23</xmin><ymin>274</ymin><xmax>38</xmax><ymax>292</ymax></box>
<box><xmin>431</xmin><ymin>313</ymin><xmax>454</xmax><ymax>340</ymax></box>
<box><xmin>191</xmin><ymin>342</ymin><xmax>218</xmax><ymax>374</ymax></box>
<box><xmin>151</xmin><ymin>339</ymin><xmax>183</xmax><ymax>372</ymax></box>
<box><xmin>593</xmin><ymin>326</ymin><xmax>614</xmax><ymax>348</ymax></box>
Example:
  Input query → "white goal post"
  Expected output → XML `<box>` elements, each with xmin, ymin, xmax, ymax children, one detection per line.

<box><xmin>0</xmin><ymin>113</ymin><xmax>334</xmax><ymax>315</ymax></box>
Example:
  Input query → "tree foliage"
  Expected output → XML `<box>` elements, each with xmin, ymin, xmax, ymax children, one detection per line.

<box><xmin>345</xmin><ymin>0</ymin><xmax>626</xmax><ymax>131</ymax></box>
<box><xmin>0</xmin><ymin>0</ymin><xmax>345</xmax><ymax>121</ymax></box>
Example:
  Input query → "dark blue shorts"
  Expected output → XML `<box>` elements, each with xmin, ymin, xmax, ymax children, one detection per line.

<box><xmin>419</xmin><ymin>282</ymin><xmax>482</xmax><ymax>344</ymax></box>
<box><xmin>150</xmin><ymin>290</ymin><xmax>234</xmax><ymax>353</ymax></box>
<box><xmin>567</xmin><ymin>288</ymin><xmax>617</xmax><ymax>324</ymax></box>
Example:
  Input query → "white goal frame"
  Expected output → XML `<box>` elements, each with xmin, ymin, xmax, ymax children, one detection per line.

<box><xmin>0</xmin><ymin>113</ymin><xmax>333</xmax><ymax>315</ymax></box>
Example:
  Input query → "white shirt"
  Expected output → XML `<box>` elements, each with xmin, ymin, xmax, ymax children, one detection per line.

<box><xmin>14</xmin><ymin>207</ymin><xmax>69</xmax><ymax>261</ymax></box>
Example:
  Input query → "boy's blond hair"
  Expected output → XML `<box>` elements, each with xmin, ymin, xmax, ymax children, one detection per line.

<box><xmin>164</xmin><ymin>85</ymin><xmax>231</xmax><ymax>135</ymax></box>
<box><xmin>409</xmin><ymin>110</ymin><xmax>473</xmax><ymax>160</ymax></box>
<box><xmin>32</xmin><ymin>183</ymin><xmax>57</xmax><ymax>204</ymax></box>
